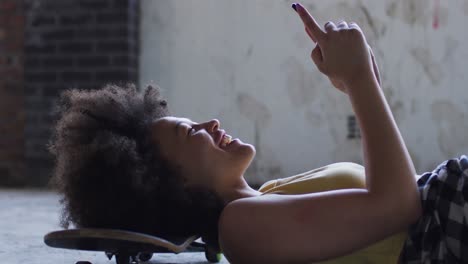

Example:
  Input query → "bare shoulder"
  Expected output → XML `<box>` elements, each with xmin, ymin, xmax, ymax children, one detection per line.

<box><xmin>219</xmin><ymin>194</ymin><xmax>285</xmax><ymax>231</ymax></box>
<box><xmin>220</xmin><ymin>194</ymin><xmax>287</xmax><ymax>221</ymax></box>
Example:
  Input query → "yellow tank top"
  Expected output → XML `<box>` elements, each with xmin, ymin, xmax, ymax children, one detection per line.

<box><xmin>258</xmin><ymin>162</ymin><xmax>406</xmax><ymax>264</ymax></box>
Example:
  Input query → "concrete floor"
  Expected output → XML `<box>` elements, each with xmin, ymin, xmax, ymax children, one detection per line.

<box><xmin>0</xmin><ymin>189</ymin><xmax>229</xmax><ymax>264</ymax></box>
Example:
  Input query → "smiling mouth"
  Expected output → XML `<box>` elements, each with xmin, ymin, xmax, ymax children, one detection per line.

<box><xmin>220</xmin><ymin>134</ymin><xmax>232</xmax><ymax>147</ymax></box>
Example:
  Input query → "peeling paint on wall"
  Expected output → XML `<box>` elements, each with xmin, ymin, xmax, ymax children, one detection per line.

<box><xmin>140</xmin><ymin>0</ymin><xmax>468</xmax><ymax>182</ymax></box>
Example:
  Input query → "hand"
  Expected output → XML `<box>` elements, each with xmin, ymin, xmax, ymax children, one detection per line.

<box><xmin>312</xmin><ymin>41</ymin><xmax>382</xmax><ymax>92</ymax></box>
<box><xmin>326</xmin><ymin>46</ymin><xmax>382</xmax><ymax>93</ymax></box>
<box><xmin>293</xmin><ymin>3</ymin><xmax>377</xmax><ymax>93</ymax></box>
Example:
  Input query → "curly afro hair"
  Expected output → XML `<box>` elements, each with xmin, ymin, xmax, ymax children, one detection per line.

<box><xmin>49</xmin><ymin>84</ymin><xmax>224</xmax><ymax>249</ymax></box>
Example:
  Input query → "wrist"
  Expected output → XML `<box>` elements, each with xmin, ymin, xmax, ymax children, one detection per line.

<box><xmin>343</xmin><ymin>71</ymin><xmax>379</xmax><ymax>93</ymax></box>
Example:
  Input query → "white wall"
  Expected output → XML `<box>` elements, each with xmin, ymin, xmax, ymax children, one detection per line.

<box><xmin>140</xmin><ymin>0</ymin><xmax>468</xmax><ymax>184</ymax></box>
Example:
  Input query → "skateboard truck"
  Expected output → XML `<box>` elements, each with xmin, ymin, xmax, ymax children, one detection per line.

<box><xmin>102</xmin><ymin>251</ymin><xmax>153</xmax><ymax>264</ymax></box>
<box><xmin>44</xmin><ymin>228</ymin><xmax>222</xmax><ymax>263</ymax></box>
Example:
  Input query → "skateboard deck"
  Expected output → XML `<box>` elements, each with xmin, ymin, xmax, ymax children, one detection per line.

<box><xmin>44</xmin><ymin>228</ymin><xmax>222</xmax><ymax>263</ymax></box>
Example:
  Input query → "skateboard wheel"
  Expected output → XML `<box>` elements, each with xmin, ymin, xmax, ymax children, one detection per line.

<box><xmin>105</xmin><ymin>252</ymin><xmax>114</xmax><ymax>260</ymax></box>
<box><xmin>115</xmin><ymin>254</ymin><xmax>131</xmax><ymax>264</ymax></box>
<box><xmin>205</xmin><ymin>246</ymin><xmax>222</xmax><ymax>263</ymax></box>
<box><xmin>138</xmin><ymin>252</ymin><xmax>153</xmax><ymax>262</ymax></box>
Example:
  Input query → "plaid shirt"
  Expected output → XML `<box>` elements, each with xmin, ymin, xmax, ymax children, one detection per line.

<box><xmin>400</xmin><ymin>155</ymin><xmax>468</xmax><ymax>263</ymax></box>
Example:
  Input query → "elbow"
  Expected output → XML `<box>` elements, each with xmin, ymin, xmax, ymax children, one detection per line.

<box><xmin>390</xmin><ymin>189</ymin><xmax>422</xmax><ymax>228</ymax></box>
<box><xmin>405</xmin><ymin>191</ymin><xmax>422</xmax><ymax>225</ymax></box>
<box><xmin>373</xmin><ymin>187</ymin><xmax>422</xmax><ymax>228</ymax></box>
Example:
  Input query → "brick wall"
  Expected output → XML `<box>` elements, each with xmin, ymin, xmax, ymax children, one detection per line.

<box><xmin>14</xmin><ymin>0</ymin><xmax>139</xmax><ymax>187</ymax></box>
<box><xmin>0</xmin><ymin>0</ymin><xmax>26</xmax><ymax>186</ymax></box>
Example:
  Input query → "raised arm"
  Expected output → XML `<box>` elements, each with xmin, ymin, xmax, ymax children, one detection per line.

<box><xmin>293</xmin><ymin>3</ymin><xmax>420</xmax><ymax>217</ymax></box>
<box><xmin>218</xmin><ymin>3</ymin><xmax>422</xmax><ymax>263</ymax></box>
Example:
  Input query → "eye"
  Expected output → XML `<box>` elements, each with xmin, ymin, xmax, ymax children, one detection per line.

<box><xmin>187</xmin><ymin>127</ymin><xmax>194</xmax><ymax>136</ymax></box>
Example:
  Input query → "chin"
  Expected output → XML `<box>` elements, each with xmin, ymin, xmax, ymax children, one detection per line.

<box><xmin>244</xmin><ymin>143</ymin><xmax>256</xmax><ymax>156</ymax></box>
<box><xmin>239</xmin><ymin>142</ymin><xmax>256</xmax><ymax>162</ymax></box>
<box><xmin>229</xmin><ymin>141</ymin><xmax>256</xmax><ymax>164</ymax></box>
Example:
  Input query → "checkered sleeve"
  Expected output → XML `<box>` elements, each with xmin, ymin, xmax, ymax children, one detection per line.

<box><xmin>400</xmin><ymin>155</ymin><xmax>468</xmax><ymax>263</ymax></box>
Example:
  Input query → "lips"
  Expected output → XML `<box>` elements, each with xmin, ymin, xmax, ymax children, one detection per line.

<box><xmin>215</xmin><ymin>131</ymin><xmax>234</xmax><ymax>148</ymax></box>
<box><xmin>216</xmin><ymin>130</ymin><xmax>226</xmax><ymax>147</ymax></box>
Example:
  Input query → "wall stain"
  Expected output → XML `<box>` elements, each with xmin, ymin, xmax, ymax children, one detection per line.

<box><xmin>439</xmin><ymin>6</ymin><xmax>449</xmax><ymax>28</ymax></box>
<box><xmin>431</xmin><ymin>100</ymin><xmax>468</xmax><ymax>157</ymax></box>
<box><xmin>359</xmin><ymin>4</ymin><xmax>379</xmax><ymax>37</ymax></box>
<box><xmin>235</xmin><ymin>93</ymin><xmax>281</xmax><ymax>183</ymax></box>
<box><xmin>236</xmin><ymin>92</ymin><xmax>272</xmax><ymax>125</ymax></box>
<box><xmin>410</xmin><ymin>47</ymin><xmax>443</xmax><ymax>85</ymax></box>
<box><xmin>149</xmin><ymin>1</ymin><xmax>174</xmax><ymax>31</ymax></box>
<box><xmin>246</xmin><ymin>45</ymin><xmax>253</xmax><ymax>58</ymax></box>
<box><xmin>386</xmin><ymin>2</ymin><xmax>398</xmax><ymax>18</ymax></box>
<box><xmin>442</xmin><ymin>37</ymin><xmax>459</xmax><ymax>62</ymax></box>
<box><xmin>386</xmin><ymin>0</ymin><xmax>430</xmax><ymax>26</ymax></box>
<box><xmin>245</xmin><ymin>142</ymin><xmax>284</xmax><ymax>184</ymax></box>
<box><xmin>403</xmin><ymin>0</ymin><xmax>430</xmax><ymax>26</ymax></box>
<box><xmin>305</xmin><ymin>109</ymin><xmax>323</xmax><ymax>127</ymax></box>
<box><xmin>244</xmin><ymin>121</ymin><xmax>283</xmax><ymax>184</ymax></box>
<box><xmin>320</xmin><ymin>1</ymin><xmax>384</xmax><ymax>42</ymax></box>
<box><xmin>280</xmin><ymin>56</ymin><xmax>321</xmax><ymax>108</ymax></box>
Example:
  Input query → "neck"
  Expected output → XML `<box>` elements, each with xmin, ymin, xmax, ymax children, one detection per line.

<box><xmin>220</xmin><ymin>176</ymin><xmax>262</xmax><ymax>205</ymax></box>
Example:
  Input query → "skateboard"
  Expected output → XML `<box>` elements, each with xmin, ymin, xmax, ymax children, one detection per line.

<box><xmin>44</xmin><ymin>228</ymin><xmax>222</xmax><ymax>264</ymax></box>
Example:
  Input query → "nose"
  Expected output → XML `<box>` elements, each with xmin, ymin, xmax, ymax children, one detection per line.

<box><xmin>200</xmin><ymin>119</ymin><xmax>220</xmax><ymax>133</ymax></box>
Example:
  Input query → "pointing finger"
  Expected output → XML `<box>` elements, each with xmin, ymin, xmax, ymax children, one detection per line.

<box><xmin>305</xmin><ymin>26</ymin><xmax>317</xmax><ymax>43</ymax></box>
<box><xmin>293</xmin><ymin>3</ymin><xmax>326</xmax><ymax>43</ymax></box>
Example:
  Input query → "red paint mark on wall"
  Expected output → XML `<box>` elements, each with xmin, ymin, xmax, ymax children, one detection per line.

<box><xmin>433</xmin><ymin>0</ymin><xmax>439</xmax><ymax>29</ymax></box>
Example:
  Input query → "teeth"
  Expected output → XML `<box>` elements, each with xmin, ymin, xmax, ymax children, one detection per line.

<box><xmin>221</xmin><ymin>134</ymin><xmax>232</xmax><ymax>147</ymax></box>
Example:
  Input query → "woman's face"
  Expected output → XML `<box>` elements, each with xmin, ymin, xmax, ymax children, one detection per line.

<box><xmin>150</xmin><ymin>117</ymin><xmax>256</xmax><ymax>191</ymax></box>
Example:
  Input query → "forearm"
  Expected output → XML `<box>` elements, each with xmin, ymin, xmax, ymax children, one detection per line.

<box><xmin>346</xmin><ymin>75</ymin><xmax>421</xmax><ymax>221</ymax></box>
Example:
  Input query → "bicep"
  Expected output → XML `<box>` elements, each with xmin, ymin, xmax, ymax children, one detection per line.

<box><xmin>219</xmin><ymin>189</ymin><xmax>409</xmax><ymax>264</ymax></box>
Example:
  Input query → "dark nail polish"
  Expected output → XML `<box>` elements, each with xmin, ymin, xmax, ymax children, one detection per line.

<box><xmin>292</xmin><ymin>3</ymin><xmax>297</xmax><ymax>11</ymax></box>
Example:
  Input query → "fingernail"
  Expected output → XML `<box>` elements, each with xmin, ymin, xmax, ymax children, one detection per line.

<box><xmin>292</xmin><ymin>3</ymin><xmax>297</xmax><ymax>11</ymax></box>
